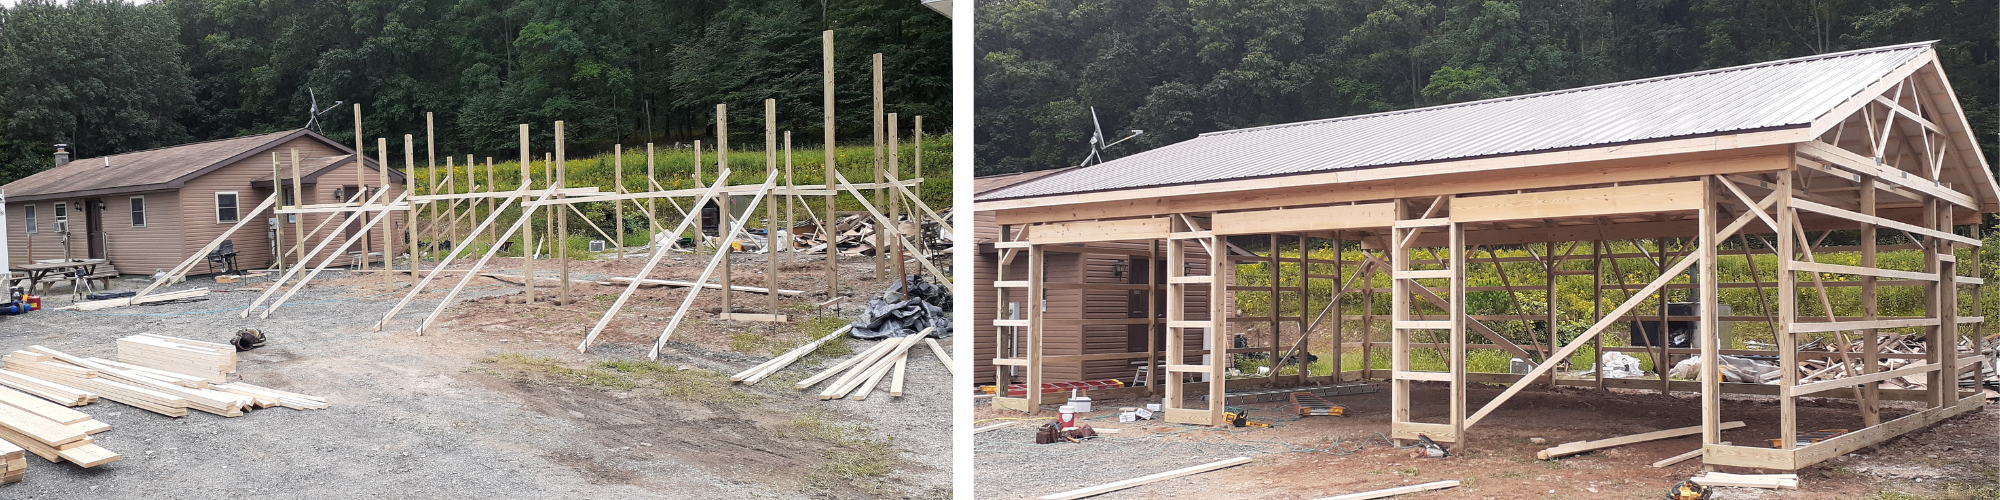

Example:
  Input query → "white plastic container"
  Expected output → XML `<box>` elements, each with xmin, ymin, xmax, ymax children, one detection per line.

<box><xmin>1057</xmin><ymin>405</ymin><xmax>1077</xmax><ymax>428</ymax></box>
<box><xmin>1067</xmin><ymin>389</ymin><xmax>1093</xmax><ymax>413</ymax></box>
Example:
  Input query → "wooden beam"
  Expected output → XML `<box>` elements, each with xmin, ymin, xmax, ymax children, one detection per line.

<box><xmin>1029</xmin><ymin>218</ymin><xmax>1172</xmax><ymax>244</ymax></box>
<box><xmin>1314</xmin><ymin>481</ymin><xmax>1462</xmax><ymax>500</ymax></box>
<box><xmin>1537</xmin><ymin>421</ymin><xmax>1745</xmax><ymax>459</ymax></box>
<box><xmin>1453</xmin><ymin>181</ymin><xmax>1704</xmax><ymax>223</ymax></box>
<box><xmin>1210</xmin><ymin>203</ymin><xmax>1394</xmax><ymax>235</ymax></box>
<box><xmin>1035</xmin><ymin>457</ymin><xmax>1252</xmax><ymax>500</ymax></box>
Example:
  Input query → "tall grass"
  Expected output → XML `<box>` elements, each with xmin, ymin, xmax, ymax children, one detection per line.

<box><xmin>404</xmin><ymin>135</ymin><xmax>951</xmax><ymax>257</ymax></box>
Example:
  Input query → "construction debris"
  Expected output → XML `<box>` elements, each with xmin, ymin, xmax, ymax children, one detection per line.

<box><xmin>1036</xmin><ymin>456</ymin><xmax>1252</xmax><ymax>500</ymax></box>
<box><xmin>849</xmin><ymin>275</ymin><xmax>952</xmax><ymax>340</ymax></box>
<box><xmin>794</xmin><ymin>327</ymin><xmax>937</xmax><ymax>401</ymax></box>
<box><xmin>1316</xmin><ymin>480</ymin><xmax>1462</xmax><ymax>500</ymax></box>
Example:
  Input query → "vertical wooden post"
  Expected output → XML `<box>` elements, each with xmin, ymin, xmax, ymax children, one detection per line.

<box><xmin>1447</xmin><ymin>213</ymin><xmax>1467</xmax><ymax>452</ymax></box>
<box><xmin>1026</xmin><ymin>245</ymin><xmax>1045</xmax><ymax>409</ymax></box>
<box><xmin>872</xmin><ymin>53</ymin><xmax>885</xmax><ymax>281</ymax></box>
<box><xmin>1296</xmin><ymin>232</ymin><xmax>1310</xmax><ymax>383</ymax></box>
<box><xmin>1860</xmin><ymin>177</ymin><xmax>1882</xmax><ymax>427</ymax></box>
<box><xmin>1592</xmin><ymin>240</ymin><xmax>1605</xmax><ymax>391</ymax></box>
<box><xmin>1657</xmin><ymin>237</ymin><xmax>1670</xmax><ymax>393</ymax></box>
<box><xmin>889</xmin><ymin>112</ymin><xmax>903</xmax><ymax>288</ymax></box>
<box><xmin>393</xmin><ymin>135</ymin><xmax>410</xmax><ymax>284</ymax></box>
<box><xmin>1267</xmin><ymin>233</ymin><xmax>1280</xmax><ymax>382</ymax></box>
<box><xmin>1208</xmin><ymin>231</ymin><xmax>1228</xmax><ymax>426</ymax></box>
<box><xmin>1362</xmin><ymin>250</ymin><xmax>1375</xmax><ymax>381</ymax></box>
<box><xmin>520</xmin><ymin>124</ymin><xmax>535</xmax><ymax>303</ymax></box>
<box><xmin>356</xmin><ymin>108</ymin><xmax>369</xmax><ymax>273</ymax></box>
<box><xmin>1545</xmin><ymin>241</ymin><xmax>1559</xmax><ymax>387</ymax></box>
<box><xmin>291</xmin><ymin>149</ymin><xmax>304</xmax><ymax>274</ymax></box>
<box><xmin>717</xmin><ymin>105</ymin><xmax>731</xmax><ymax>316</ymax></box>
<box><xmin>913</xmin><ymin>116</ymin><xmax>923</xmax><ymax>199</ymax></box>
<box><xmin>823</xmin><ymin>30</ymin><xmax>839</xmax><ymax>299</ymax></box>
<box><xmin>646</xmin><ymin>143</ymin><xmax>659</xmax><ymax>239</ymax></box>
<box><xmin>555</xmin><ymin>121</ymin><xmax>570</xmax><ymax>306</ymax></box>
<box><xmin>1699</xmin><ymin>176</ymin><xmax>1721</xmax><ymax>445</ymax></box>
<box><xmin>1147</xmin><ymin>238</ymin><xmax>1160</xmax><ymax>394</ymax></box>
<box><xmin>1390</xmin><ymin>200</ymin><xmax>1411</xmax><ymax>442</ymax></box>
<box><xmin>485</xmin><ymin>156</ymin><xmax>496</xmax><ymax>246</ymax></box>
<box><xmin>784</xmin><ymin>132</ymin><xmax>794</xmax><ymax>263</ymax></box>
<box><xmin>1165</xmin><ymin>220</ymin><xmax>1187</xmax><ymax>413</ymax></box>
<box><xmin>1331</xmin><ymin>231</ymin><xmax>1344</xmax><ymax>382</ymax></box>
<box><xmin>426</xmin><ymin>112</ymin><xmax>438</xmax><ymax>277</ymax></box>
<box><xmin>614</xmin><ymin>145</ymin><xmax>625</xmax><ymax>259</ymax></box>
<box><xmin>765</xmin><ymin>99</ymin><xmax>779</xmax><ymax>319</ymax></box>
<box><xmin>271</xmin><ymin>152</ymin><xmax>286</xmax><ymax>273</ymax></box>
<box><xmin>424</xmin><ymin>132</ymin><xmax>438</xmax><ymax>263</ymax></box>
<box><xmin>996</xmin><ymin>224</ymin><xmax>1014</xmax><ymax>394</ymax></box>
<box><xmin>1923</xmin><ymin>197</ymin><xmax>1946</xmax><ymax>407</ymax></box>
<box><xmin>1775</xmin><ymin>168</ymin><xmax>1797</xmax><ymax>450</ymax></box>
<box><xmin>695</xmin><ymin>140</ymin><xmax>705</xmax><ymax>189</ymax></box>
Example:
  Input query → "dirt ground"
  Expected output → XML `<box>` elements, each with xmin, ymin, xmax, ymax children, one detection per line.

<box><xmin>0</xmin><ymin>251</ymin><xmax>951</xmax><ymax>499</ymax></box>
<box><xmin>975</xmin><ymin>382</ymin><xmax>2000</xmax><ymax>499</ymax></box>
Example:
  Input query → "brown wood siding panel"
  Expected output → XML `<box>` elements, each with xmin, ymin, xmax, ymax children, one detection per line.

<box><xmin>98</xmin><ymin>191</ymin><xmax>183</xmax><ymax>274</ymax></box>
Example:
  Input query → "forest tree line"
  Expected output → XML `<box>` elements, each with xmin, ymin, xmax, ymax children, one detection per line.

<box><xmin>0</xmin><ymin>0</ymin><xmax>950</xmax><ymax>184</ymax></box>
<box><xmin>974</xmin><ymin>0</ymin><xmax>1997</xmax><ymax>176</ymax></box>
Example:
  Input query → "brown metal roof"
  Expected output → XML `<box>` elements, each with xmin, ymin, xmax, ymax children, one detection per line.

<box><xmin>979</xmin><ymin>42</ymin><xmax>1935</xmax><ymax>201</ymax></box>
<box><xmin>1</xmin><ymin>129</ymin><xmax>387</xmax><ymax>202</ymax></box>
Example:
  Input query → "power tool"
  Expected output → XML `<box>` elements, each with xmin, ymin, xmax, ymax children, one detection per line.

<box><xmin>1289</xmin><ymin>392</ymin><xmax>1347</xmax><ymax>417</ymax></box>
<box><xmin>1412</xmin><ymin>434</ymin><xmax>1449</xmax><ymax>458</ymax></box>
<box><xmin>1665</xmin><ymin>480</ymin><xmax>1712</xmax><ymax>500</ymax></box>
<box><xmin>1221</xmin><ymin>406</ymin><xmax>1248</xmax><ymax>427</ymax></box>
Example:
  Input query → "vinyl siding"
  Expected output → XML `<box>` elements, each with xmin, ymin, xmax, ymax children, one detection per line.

<box><xmin>179</xmin><ymin>136</ymin><xmax>403</xmax><ymax>270</ymax></box>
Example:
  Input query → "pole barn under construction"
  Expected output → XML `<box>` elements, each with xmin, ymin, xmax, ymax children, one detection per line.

<box><xmin>972</xmin><ymin>41</ymin><xmax>1995</xmax><ymax>471</ymax></box>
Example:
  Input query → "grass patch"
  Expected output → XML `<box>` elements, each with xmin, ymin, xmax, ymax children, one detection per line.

<box><xmin>789</xmin><ymin>412</ymin><xmax>896</xmax><ymax>493</ymax></box>
<box><xmin>475</xmin><ymin>352</ymin><xmax>759</xmax><ymax>403</ymax></box>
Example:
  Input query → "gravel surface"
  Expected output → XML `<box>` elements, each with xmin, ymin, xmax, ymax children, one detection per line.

<box><xmin>0</xmin><ymin>268</ymin><xmax>950</xmax><ymax>499</ymax></box>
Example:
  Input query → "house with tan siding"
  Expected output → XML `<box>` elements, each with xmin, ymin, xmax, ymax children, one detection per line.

<box><xmin>1</xmin><ymin>129</ymin><xmax>405</xmax><ymax>277</ymax></box>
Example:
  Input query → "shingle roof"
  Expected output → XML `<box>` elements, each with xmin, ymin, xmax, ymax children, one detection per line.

<box><xmin>979</xmin><ymin>41</ymin><xmax>1934</xmax><ymax>201</ymax></box>
<box><xmin>1</xmin><ymin>129</ymin><xmax>384</xmax><ymax>202</ymax></box>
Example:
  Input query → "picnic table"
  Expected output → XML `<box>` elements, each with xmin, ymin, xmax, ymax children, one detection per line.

<box><xmin>11</xmin><ymin>259</ymin><xmax>110</xmax><ymax>294</ymax></box>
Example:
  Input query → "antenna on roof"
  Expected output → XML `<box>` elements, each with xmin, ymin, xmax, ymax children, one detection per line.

<box><xmin>1076</xmin><ymin>107</ymin><xmax>1142</xmax><ymax>168</ymax></box>
<box><xmin>305</xmin><ymin>88</ymin><xmax>345</xmax><ymax>133</ymax></box>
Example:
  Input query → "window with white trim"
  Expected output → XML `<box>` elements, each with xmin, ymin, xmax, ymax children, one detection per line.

<box><xmin>52</xmin><ymin>202</ymin><xmax>67</xmax><ymax>232</ymax></box>
<box><xmin>22</xmin><ymin>204</ymin><xmax>36</xmax><ymax>233</ymax></box>
<box><xmin>215</xmin><ymin>191</ymin><xmax>239</xmax><ymax>223</ymax></box>
<box><xmin>130</xmin><ymin>196</ymin><xmax>146</xmax><ymax>227</ymax></box>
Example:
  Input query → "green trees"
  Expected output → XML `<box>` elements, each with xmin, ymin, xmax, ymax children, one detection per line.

<box><xmin>975</xmin><ymin>0</ymin><xmax>1997</xmax><ymax>177</ymax></box>
<box><xmin>0</xmin><ymin>0</ymin><xmax>950</xmax><ymax>184</ymax></box>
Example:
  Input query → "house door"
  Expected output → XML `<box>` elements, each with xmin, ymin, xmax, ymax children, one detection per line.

<box><xmin>84</xmin><ymin>198</ymin><xmax>105</xmax><ymax>259</ymax></box>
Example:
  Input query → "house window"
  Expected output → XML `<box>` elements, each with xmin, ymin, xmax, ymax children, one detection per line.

<box><xmin>22</xmin><ymin>205</ymin><xmax>36</xmax><ymax>233</ymax></box>
<box><xmin>280</xmin><ymin>187</ymin><xmax>296</xmax><ymax>223</ymax></box>
<box><xmin>52</xmin><ymin>202</ymin><xmax>67</xmax><ymax>232</ymax></box>
<box><xmin>130</xmin><ymin>196</ymin><xmax>146</xmax><ymax>227</ymax></box>
<box><xmin>215</xmin><ymin>191</ymin><xmax>239</xmax><ymax>223</ymax></box>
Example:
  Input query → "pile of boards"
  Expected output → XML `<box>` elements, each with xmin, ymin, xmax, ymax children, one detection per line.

<box><xmin>729</xmin><ymin>325</ymin><xmax>956</xmax><ymax>401</ymax></box>
<box><xmin>1794</xmin><ymin>335</ymin><xmax>1993</xmax><ymax>389</ymax></box>
<box><xmin>0</xmin><ymin>333</ymin><xmax>329</xmax><ymax>481</ymax></box>
<box><xmin>793</xmin><ymin>213</ymin><xmax>951</xmax><ymax>258</ymax></box>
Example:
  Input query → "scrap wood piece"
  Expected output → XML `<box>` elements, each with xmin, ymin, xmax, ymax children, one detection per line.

<box><xmin>924</xmin><ymin>338</ymin><xmax>956</xmax><ymax>376</ymax></box>
<box><xmin>795</xmin><ymin>339</ymin><xmax>896</xmax><ymax>390</ymax></box>
<box><xmin>971</xmin><ymin>421</ymin><xmax>1015</xmax><ymax>434</ymax></box>
<box><xmin>1314</xmin><ymin>480</ymin><xmax>1463</xmax><ymax>500</ymax></box>
<box><xmin>59</xmin><ymin>288</ymin><xmax>212</xmax><ymax>311</ymax></box>
<box><xmin>1036</xmin><ymin>457</ymin><xmax>1252</xmax><ymax>500</ymax></box>
<box><xmin>1691</xmin><ymin>472</ymin><xmax>1799</xmax><ymax>489</ymax></box>
<box><xmin>1537</xmin><ymin>421</ymin><xmax>1745</xmax><ymax>459</ymax></box>
<box><xmin>734</xmin><ymin>325</ymin><xmax>853</xmax><ymax>385</ymax></box>
<box><xmin>1651</xmin><ymin>441</ymin><xmax>1729</xmax><ymax>468</ymax></box>
<box><xmin>602</xmin><ymin>276</ymin><xmax>805</xmax><ymax>295</ymax></box>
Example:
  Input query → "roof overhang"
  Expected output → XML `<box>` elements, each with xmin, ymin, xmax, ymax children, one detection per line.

<box><xmin>5</xmin><ymin>129</ymin><xmax>396</xmax><ymax>203</ymax></box>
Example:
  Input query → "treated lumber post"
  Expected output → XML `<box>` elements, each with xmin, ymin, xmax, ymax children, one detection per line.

<box><xmin>555</xmin><ymin>121</ymin><xmax>570</xmax><ymax>306</ymax></box>
<box><xmin>354</xmin><ymin>104</ymin><xmax>368</xmax><ymax>274</ymax></box>
<box><xmin>1861</xmin><ymin>178</ymin><xmax>1882</xmax><ymax>427</ymax></box>
<box><xmin>487</xmin><ymin>156</ymin><xmax>496</xmax><ymax>245</ymax></box>
<box><xmin>519</xmin><ymin>124</ymin><xmax>535</xmax><ymax>304</ymax></box>
<box><xmin>1026</xmin><ymin>245</ymin><xmax>1045</xmax><ymax>409</ymax></box>
<box><xmin>1208</xmin><ymin>230</ymin><xmax>1227</xmax><ymax>426</ymax></box>
<box><xmin>401</xmin><ymin>136</ymin><xmax>418</xmax><ymax>281</ymax></box>
<box><xmin>1545</xmin><ymin>241</ymin><xmax>1559</xmax><ymax>387</ymax></box>
<box><xmin>1297</xmin><ymin>232</ymin><xmax>1310</xmax><ymax>383</ymax></box>
<box><xmin>646</xmin><ymin>143</ymin><xmax>660</xmax><ymax>238</ymax></box>
<box><xmin>889</xmin><ymin>112</ymin><xmax>903</xmax><ymax>289</ymax></box>
<box><xmin>1147</xmin><ymin>239</ymin><xmax>1160</xmax><ymax>392</ymax></box>
<box><xmin>872</xmin><ymin>52</ymin><xmax>885</xmax><ymax>281</ymax></box>
<box><xmin>1268</xmin><ymin>233</ymin><xmax>1280</xmax><ymax>383</ymax></box>
<box><xmin>271</xmin><ymin>152</ymin><xmax>286</xmax><ymax>273</ymax></box>
<box><xmin>1592</xmin><ymin>240</ymin><xmax>1604</xmax><ymax>391</ymax></box>
<box><xmin>823</xmin><ymin>30</ymin><xmax>838</xmax><ymax>298</ymax></box>
<box><xmin>1448</xmin><ymin>215</ymin><xmax>1467</xmax><ymax>452</ymax></box>
<box><xmin>766</xmin><ymin>99</ymin><xmax>779</xmax><ymax>319</ymax></box>
<box><xmin>1700</xmin><ymin>176</ymin><xmax>1721</xmax><ymax>445</ymax></box>
<box><xmin>292</xmin><ymin>149</ymin><xmax>305</xmax><ymax>274</ymax></box>
<box><xmin>717</xmin><ymin>105</ymin><xmax>730</xmax><ymax>317</ymax></box>
<box><xmin>614</xmin><ymin>145</ymin><xmax>625</xmax><ymax>259</ymax></box>
<box><xmin>784</xmin><ymin>132</ymin><xmax>794</xmax><ymax>263</ymax></box>
<box><xmin>913</xmin><ymin>115</ymin><xmax>922</xmax><ymax>200</ymax></box>
<box><xmin>1362</xmin><ymin>251</ymin><xmax>1375</xmax><ymax>381</ymax></box>
<box><xmin>1775</xmin><ymin>170</ymin><xmax>1797</xmax><ymax>450</ymax></box>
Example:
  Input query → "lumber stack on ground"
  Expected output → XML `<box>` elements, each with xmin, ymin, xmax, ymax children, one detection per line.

<box><xmin>804</xmin><ymin>329</ymin><xmax>930</xmax><ymax>401</ymax></box>
<box><xmin>733</xmin><ymin>325</ymin><xmax>853</xmax><ymax>385</ymax></box>
<box><xmin>211</xmin><ymin>382</ymin><xmax>329</xmax><ymax>410</ymax></box>
<box><xmin>0</xmin><ymin>393</ymin><xmax>120</xmax><ymax>468</ymax></box>
<box><xmin>0</xmin><ymin>386</ymin><xmax>109</xmax><ymax>436</ymax></box>
<box><xmin>30</xmin><ymin>346</ymin><xmax>247</xmax><ymax>417</ymax></box>
<box><xmin>0</xmin><ymin>439</ymin><xmax>22</xmax><ymax>484</ymax></box>
<box><xmin>0</xmin><ymin>369</ymin><xmax>97</xmax><ymax>406</ymax></box>
<box><xmin>116</xmin><ymin>334</ymin><xmax>236</xmax><ymax>382</ymax></box>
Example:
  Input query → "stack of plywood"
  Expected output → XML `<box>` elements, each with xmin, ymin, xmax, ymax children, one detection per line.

<box><xmin>0</xmin><ymin>439</ymin><xmax>22</xmax><ymax>484</ymax></box>
<box><xmin>0</xmin><ymin>386</ymin><xmax>119</xmax><ymax>468</ymax></box>
<box><xmin>115</xmin><ymin>334</ymin><xmax>235</xmax><ymax>383</ymax></box>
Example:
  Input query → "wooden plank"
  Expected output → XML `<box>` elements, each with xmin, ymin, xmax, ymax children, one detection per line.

<box><xmin>971</xmin><ymin>422</ymin><xmax>1014</xmax><ymax>434</ymax></box>
<box><xmin>1691</xmin><ymin>473</ymin><xmax>1799</xmax><ymax>489</ymax></box>
<box><xmin>1452</xmin><ymin>181</ymin><xmax>1704</xmax><ymax>223</ymax></box>
<box><xmin>1537</xmin><ymin>421</ymin><xmax>1744</xmax><ymax>459</ymax></box>
<box><xmin>0</xmin><ymin>386</ymin><xmax>90</xmax><ymax>425</ymax></box>
<box><xmin>1790</xmin><ymin>198</ymin><xmax>1980</xmax><ymax>246</ymax></box>
<box><xmin>1788</xmin><ymin>393</ymin><xmax>1985</xmax><ymax>470</ymax></box>
<box><xmin>0</xmin><ymin>401</ymin><xmax>88</xmax><ymax>447</ymax></box>
<box><xmin>1035</xmin><ymin>457</ymin><xmax>1252</xmax><ymax>500</ymax></box>
<box><xmin>1314</xmin><ymin>480</ymin><xmax>1462</xmax><ymax>500</ymax></box>
<box><xmin>1795</xmin><ymin>140</ymin><xmax>1977</xmax><ymax>208</ymax></box>
<box><xmin>1211</xmin><ymin>203</ymin><xmax>1394</xmax><ymax>235</ymax></box>
<box><xmin>924</xmin><ymin>339</ymin><xmax>956</xmax><ymax>376</ymax></box>
<box><xmin>1788</xmin><ymin>318</ymin><xmax>1941</xmax><ymax>333</ymax></box>
<box><xmin>1789</xmin><ymin>260</ymin><xmax>1938</xmax><ymax>282</ymax></box>
<box><xmin>1652</xmin><ymin>442</ymin><xmax>1729</xmax><ymax>468</ymax></box>
<box><xmin>1390</xmin><ymin>421</ymin><xmax>1459</xmax><ymax>443</ymax></box>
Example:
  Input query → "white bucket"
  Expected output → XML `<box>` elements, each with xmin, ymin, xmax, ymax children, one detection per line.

<box><xmin>1057</xmin><ymin>405</ymin><xmax>1077</xmax><ymax>428</ymax></box>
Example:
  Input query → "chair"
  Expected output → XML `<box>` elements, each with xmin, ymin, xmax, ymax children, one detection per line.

<box><xmin>206</xmin><ymin>240</ymin><xmax>240</xmax><ymax>274</ymax></box>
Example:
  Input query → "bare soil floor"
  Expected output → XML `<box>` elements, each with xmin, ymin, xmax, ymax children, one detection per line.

<box><xmin>0</xmin><ymin>252</ymin><xmax>950</xmax><ymax>499</ymax></box>
<box><xmin>975</xmin><ymin>382</ymin><xmax>1999</xmax><ymax>499</ymax></box>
